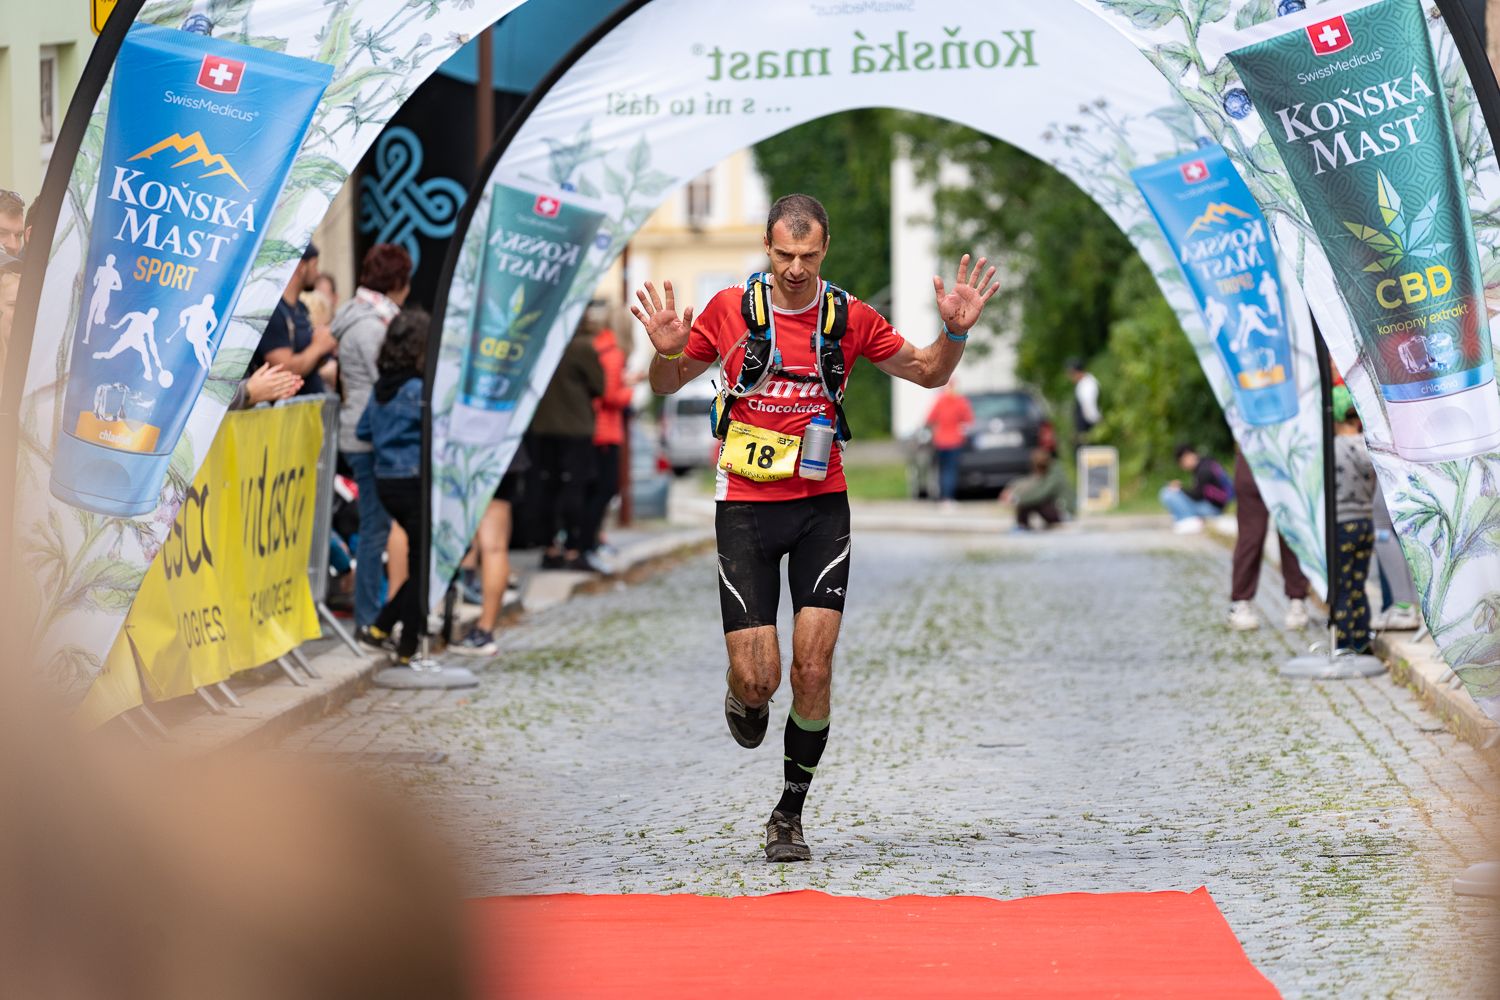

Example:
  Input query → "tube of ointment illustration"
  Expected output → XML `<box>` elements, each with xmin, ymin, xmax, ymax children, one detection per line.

<box><xmin>448</xmin><ymin>180</ymin><xmax>606</xmax><ymax>446</ymax></box>
<box><xmin>1132</xmin><ymin>145</ymin><xmax>1299</xmax><ymax>427</ymax></box>
<box><xmin>49</xmin><ymin>24</ymin><xmax>330</xmax><ymax>516</ymax></box>
<box><xmin>1226</xmin><ymin>0</ymin><xmax>1500</xmax><ymax>462</ymax></box>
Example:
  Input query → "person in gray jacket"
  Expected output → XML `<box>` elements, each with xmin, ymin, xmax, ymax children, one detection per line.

<box><xmin>332</xmin><ymin>244</ymin><xmax>412</xmax><ymax>628</ymax></box>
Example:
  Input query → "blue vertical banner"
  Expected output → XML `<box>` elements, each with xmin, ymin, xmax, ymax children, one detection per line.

<box><xmin>49</xmin><ymin>24</ymin><xmax>330</xmax><ymax>516</ymax></box>
<box><xmin>1132</xmin><ymin>146</ymin><xmax>1299</xmax><ymax>427</ymax></box>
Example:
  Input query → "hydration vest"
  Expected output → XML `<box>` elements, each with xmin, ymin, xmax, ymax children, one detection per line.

<box><xmin>712</xmin><ymin>272</ymin><xmax>854</xmax><ymax>443</ymax></box>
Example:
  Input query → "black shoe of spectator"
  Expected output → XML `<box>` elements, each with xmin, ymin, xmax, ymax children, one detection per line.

<box><xmin>541</xmin><ymin>551</ymin><xmax>565</xmax><ymax>570</ymax></box>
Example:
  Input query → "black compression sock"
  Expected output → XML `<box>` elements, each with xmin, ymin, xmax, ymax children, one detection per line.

<box><xmin>775</xmin><ymin>707</ymin><xmax>829</xmax><ymax>817</ymax></box>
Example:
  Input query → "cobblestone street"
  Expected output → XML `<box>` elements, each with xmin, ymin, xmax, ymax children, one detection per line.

<box><xmin>283</xmin><ymin>526</ymin><xmax>1499</xmax><ymax>997</ymax></box>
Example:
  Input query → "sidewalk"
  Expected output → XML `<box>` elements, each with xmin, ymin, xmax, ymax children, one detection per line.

<box><xmin>163</xmin><ymin>520</ymin><xmax>714</xmax><ymax>752</ymax></box>
<box><xmin>1202</xmin><ymin>518</ymin><xmax>1500</xmax><ymax>756</ymax></box>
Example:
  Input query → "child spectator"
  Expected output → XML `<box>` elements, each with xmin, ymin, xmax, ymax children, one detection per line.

<box><xmin>1331</xmin><ymin>385</ymin><xmax>1376</xmax><ymax>653</ymax></box>
<box><xmin>355</xmin><ymin>309</ymin><xmax>429</xmax><ymax>666</ymax></box>
<box><xmin>1159</xmin><ymin>443</ymin><xmax>1232</xmax><ymax>534</ymax></box>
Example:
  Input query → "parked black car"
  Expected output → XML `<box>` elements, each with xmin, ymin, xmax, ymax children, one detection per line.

<box><xmin>908</xmin><ymin>389</ymin><xmax>1056</xmax><ymax>499</ymax></box>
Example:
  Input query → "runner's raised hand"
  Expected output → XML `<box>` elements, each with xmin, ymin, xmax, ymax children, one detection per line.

<box><xmin>933</xmin><ymin>255</ymin><xmax>999</xmax><ymax>335</ymax></box>
<box><xmin>631</xmin><ymin>280</ymin><xmax>695</xmax><ymax>357</ymax></box>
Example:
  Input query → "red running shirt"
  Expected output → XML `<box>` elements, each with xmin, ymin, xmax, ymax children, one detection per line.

<box><xmin>685</xmin><ymin>286</ymin><xmax>906</xmax><ymax>502</ymax></box>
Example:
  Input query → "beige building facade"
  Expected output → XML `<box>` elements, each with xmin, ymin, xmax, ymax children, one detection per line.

<box><xmin>0</xmin><ymin>4</ymin><xmax>96</xmax><ymax>201</ymax></box>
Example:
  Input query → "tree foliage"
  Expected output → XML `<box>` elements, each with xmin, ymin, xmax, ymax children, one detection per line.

<box><xmin>752</xmin><ymin>111</ymin><xmax>1232</xmax><ymax>475</ymax></box>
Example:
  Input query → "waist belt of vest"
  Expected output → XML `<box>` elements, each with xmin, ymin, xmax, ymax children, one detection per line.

<box><xmin>713</xmin><ymin>273</ymin><xmax>853</xmax><ymax>443</ymax></box>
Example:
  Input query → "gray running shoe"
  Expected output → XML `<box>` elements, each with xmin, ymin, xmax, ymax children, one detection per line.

<box><xmin>724</xmin><ymin>672</ymin><xmax>770</xmax><ymax>748</ymax></box>
<box><xmin>765</xmin><ymin>810</ymin><xmax>812</xmax><ymax>863</ymax></box>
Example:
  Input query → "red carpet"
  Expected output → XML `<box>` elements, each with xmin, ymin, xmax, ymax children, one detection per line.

<box><xmin>469</xmin><ymin>888</ymin><xmax>1280</xmax><ymax>998</ymax></box>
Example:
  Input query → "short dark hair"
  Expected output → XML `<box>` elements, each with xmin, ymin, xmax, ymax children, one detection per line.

<box><xmin>301</xmin><ymin>241</ymin><xmax>320</xmax><ymax>261</ymax></box>
<box><xmin>1065</xmin><ymin>357</ymin><xmax>1085</xmax><ymax>373</ymax></box>
<box><xmin>358</xmin><ymin>243</ymin><xmax>412</xmax><ymax>295</ymax></box>
<box><xmin>378</xmin><ymin>308</ymin><xmax>429</xmax><ymax>377</ymax></box>
<box><xmin>767</xmin><ymin>194</ymin><xmax>829</xmax><ymax>242</ymax></box>
<box><xmin>0</xmin><ymin>190</ymin><xmax>23</xmax><ymax>219</ymax></box>
<box><xmin>1173</xmin><ymin>442</ymin><xmax>1199</xmax><ymax>462</ymax></box>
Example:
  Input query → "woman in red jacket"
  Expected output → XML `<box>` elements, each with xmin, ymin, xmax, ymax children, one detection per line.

<box><xmin>581</xmin><ymin>320</ymin><xmax>637</xmax><ymax>565</ymax></box>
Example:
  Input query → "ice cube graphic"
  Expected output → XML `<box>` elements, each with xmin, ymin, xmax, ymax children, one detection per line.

<box><xmin>122</xmin><ymin>390</ymin><xmax>156</xmax><ymax>429</ymax></box>
<box><xmin>93</xmin><ymin>382</ymin><xmax>130</xmax><ymax>422</ymax></box>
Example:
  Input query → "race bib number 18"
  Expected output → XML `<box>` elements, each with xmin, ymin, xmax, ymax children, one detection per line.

<box><xmin>721</xmin><ymin>421</ymin><xmax>802</xmax><ymax>482</ymax></box>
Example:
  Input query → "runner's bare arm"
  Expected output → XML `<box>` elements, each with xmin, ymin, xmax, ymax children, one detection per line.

<box><xmin>633</xmin><ymin>279</ymin><xmax>711</xmax><ymax>394</ymax></box>
<box><xmin>875</xmin><ymin>254</ymin><xmax>998</xmax><ymax>388</ymax></box>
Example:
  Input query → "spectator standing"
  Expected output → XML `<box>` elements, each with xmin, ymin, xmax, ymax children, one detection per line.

<box><xmin>531</xmin><ymin>316</ymin><xmax>605</xmax><ymax>570</ymax></box>
<box><xmin>332</xmin><ymin>244</ymin><xmax>413</xmax><ymax>628</ymax></box>
<box><xmin>925</xmin><ymin>380</ymin><xmax>974</xmax><ymax>508</ymax></box>
<box><xmin>1066</xmin><ymin>357</ymin><xmax>1101</xmax><ymax>451</ymax></box>
<box><xmin>252</xmin><ymin>243</ymin><xmax>336</xmax><ymax>396</ymax></box>
<box><xmin>580</xmin><ymin>312</ymin><xmax>636</xmax><ymax>568</ymax></box>
<box><xmin>1002</xmin><ymin>447</ymin><xmax>1069</xmax><ymax>530</ymax></box>
<box><xmin>354</xmin><ymin>309</ymin><xmax>430</xmax><ymax>666</ymax></box>
<box><xmin>1159</xmin><ymin>443</ymin><xmax>1231</xmax><ymax>534</ymax></box>
<box><xmin>1331</xmin><ymin>386</ymin><xmax>1376</xmax><ymax>653</ymax></box>
<box><xmin>1227</xmin><ymin>447</ymin><xmax>1311</xmax><ymax>632</ymax></box>
<box><xmin>451</xmin><ymin>445</ymin><xmax>530</xmax><ymax>657</ymax></box>
<box><xmin>0</xmin><ymin>191</ymin><xmax>25</xmax><ymax>259</ymax></box>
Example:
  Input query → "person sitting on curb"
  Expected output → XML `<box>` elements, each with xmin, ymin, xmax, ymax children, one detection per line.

<box><xmin>1002</xmin><ymin>447</ymin><xmax>1069</xmax><ymax>531</ymax></box>
<box><xmin>1159</xmin><ymin>443</ymin><xmax>1232</xmax><ymax>535</ymax></box>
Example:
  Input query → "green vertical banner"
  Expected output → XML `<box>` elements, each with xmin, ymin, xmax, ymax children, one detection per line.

<box><xmin>430</xmin><ymin>180</ymin><xmax>604</xmax><ymax>599</ymax></box>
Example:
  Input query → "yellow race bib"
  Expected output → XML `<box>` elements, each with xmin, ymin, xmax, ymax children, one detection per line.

<box><xmin>720</xmin><ymin>421</ymin><xmax>802</xmax><ymax>482</ymax></box>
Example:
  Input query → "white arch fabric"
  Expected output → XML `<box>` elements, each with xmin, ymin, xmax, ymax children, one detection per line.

<box><xmin>20</xmin><ymin>0</ymin><xmax>524</xmax><ymax>698</ymax></box>
<box><xmin>428</xmin><ymin>0</ymin><xmax>1328</xmax><ymax>604</ymax></box>
<box><xmin>1089</xmin><ymin>0</ymin><xmax>1500</xmax><ymax>720</ymax></box>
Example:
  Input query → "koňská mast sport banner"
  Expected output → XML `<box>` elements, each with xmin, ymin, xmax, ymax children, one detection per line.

<box><xmin>49</xmin><ymin>25</ymin><xmax>329</xmax><ymax>517</ymax></box>
<box><xmin>20</xmin><ymin>0</ymin><xmax>523</xmax><ymax>700</ymax></box>
<box><xmin>1133</xmin><ymin>145</ymin><xmax>1299</xmax><ymax>428</ymax></box>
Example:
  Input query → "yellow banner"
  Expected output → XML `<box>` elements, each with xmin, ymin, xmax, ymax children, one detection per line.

<box><xmin>82</xmin><ymin>402</ymin><xmax>325</xmax><ymax>724</ymax></box>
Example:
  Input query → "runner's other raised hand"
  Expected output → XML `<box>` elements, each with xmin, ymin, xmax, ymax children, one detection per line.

<box><xmin>631</xmin><ymin>280</ymin><xmax>695</xmax><ymax>357</ymax></box>
<box><xmin>933</xmin><ymin>255</ymin><xmax>999</xmax><ymax>335</ymax></box>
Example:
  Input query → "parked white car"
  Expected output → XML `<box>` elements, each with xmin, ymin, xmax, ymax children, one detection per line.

<box><xmin>660</xmin><ymin>371</ymin><xmax>719</xmax><ymax>476</ymax></box>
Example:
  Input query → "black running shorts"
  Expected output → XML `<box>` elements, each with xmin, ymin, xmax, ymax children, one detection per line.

<box><xmin>714</xmin><ymin>493</ymin><xmax>852</xmax><ymax>633</ymax></box>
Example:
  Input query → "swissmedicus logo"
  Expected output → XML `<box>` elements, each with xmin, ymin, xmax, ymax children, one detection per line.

<box><xmin>1306</xmin><ymin>15</ymin><xmax>1353</xmax><ymax>56</ymax></box>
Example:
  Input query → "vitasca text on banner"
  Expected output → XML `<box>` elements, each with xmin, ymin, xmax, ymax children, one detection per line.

<box><xmin>1226</xmin><ymin>0</ymin><xmax>1500</xmax><ymax>463</ymax></box>
<box><xmin>448</xmin><ymin>181</ymin><xmax>606</xmax><ymax>447</ymax></box>
<box><xmin>1133</xmin><ymin>145</ymin><xmax>1299</xmax><ymax>428</ymax></box>
<box><xmin>50</xmin><ymin>24</ymin><xmax>331</xmax><ymax>516</ymax></box>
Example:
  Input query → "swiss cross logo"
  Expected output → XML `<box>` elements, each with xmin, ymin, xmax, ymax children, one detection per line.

<box><xmin>533</xmin><ymin>195</ymin><xmax>561</xmax><ymax>218</ymax></box>
<box><xmin>1307</xmin><ymin>15</ymin><xmax>1353</xmax><ymax>56</ymax></box>
<box><xmin>1180</xmin><ymin>160</ymin><xmax>1209</xmax><ymax>184</ymax></box>
<box><xmin>197</xmin><ymin>55</ymin><xmax>245</xmax><ymax>93</ymax></box>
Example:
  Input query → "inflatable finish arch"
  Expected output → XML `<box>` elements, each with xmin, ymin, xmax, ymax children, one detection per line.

<box><xmin>13</xmin><ymin>0</ymin><xmax>1499</xmax><ymax>719</ymax></box>
<box><xmin>423</xmin><ymin>0</ymin><xmax>1327</xmax><ymax>611</ymax></box>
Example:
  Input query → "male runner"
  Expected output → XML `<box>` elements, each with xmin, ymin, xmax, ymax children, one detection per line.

<box><xmin>632</xmin><ymin>194</ymin><xmax>997</xmax><ymax>862</ymax></box>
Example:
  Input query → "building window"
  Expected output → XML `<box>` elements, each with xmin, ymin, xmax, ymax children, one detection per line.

<box><xmin>39</xmin><ymin>48</ymin><xmax>57</xmax><ymax>146</ymax></box>
<box><xmin>685</xmin><ymin>171</ymin><xmax>713</xmax><ymax>227</ymax></box>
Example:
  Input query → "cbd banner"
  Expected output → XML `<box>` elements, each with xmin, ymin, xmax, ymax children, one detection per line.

<box><xmin>80</xmin><ymin>400</ymin><xmax>324</xmax><ymax>725</ymax></box>
<box><xmin>429</xmin><ymin>181</ymin><xmax>603</xmax><ymax>598</ymax></box>
<box><xmin>1091</xmin><ymin>0</ymin><xmax>1500</xmax><ymax>718</ymax></box>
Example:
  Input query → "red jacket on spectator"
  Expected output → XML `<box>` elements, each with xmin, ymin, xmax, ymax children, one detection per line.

<box><xmin>593</xmin><ymin>327</ymin><xmax>633</xmax><ymax>447</ymax></box>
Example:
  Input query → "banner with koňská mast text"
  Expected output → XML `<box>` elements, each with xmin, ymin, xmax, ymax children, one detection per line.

<box><xmin>20</xmin><ymin>0</ymin><xmax>524</xmax><ymax>701</ymax></box>
<box><xmin>50</xmin><ymin>25</ymin><xmax>329</xmax><ymax>518</ymax></box>
<box><xmin>425</xmin><ymin>0</ymin><xmax>1329</xmax><ymax>604</ymax></box>
<box><xmin>1134</xmin><ymin>145</ymin><xmax>1299</xmax><ymax>429</ymax></box>
<box><xmin>430</xmin><ymin>180</ymin><xmax>605</xmax><ymax>578</ymax></box>
<box><xmin>1089</xmin><ymin>0</ymin><xmax>1500</xmax><ymax>719</ymax></box>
